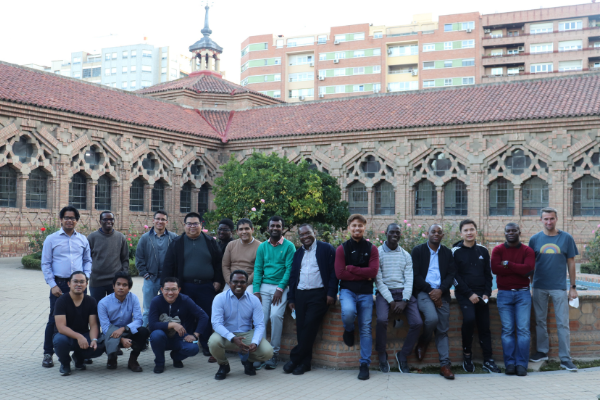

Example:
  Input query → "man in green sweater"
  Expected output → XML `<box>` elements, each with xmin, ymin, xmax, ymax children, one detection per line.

<box><xmin>253</xmin><ymin>216</ymin><xmax>295</xmax><ymax>370</ymax></box>
<box><xmin>88</xmin><ymin>211</ymin><xmax>129</xmax><ymax>302</ymax></box>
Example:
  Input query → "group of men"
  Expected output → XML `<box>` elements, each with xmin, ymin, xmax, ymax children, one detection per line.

<box><xmin>40</xmin><ymin>204</ymin><xmax>579</xmax><ymax>381</ymax></box>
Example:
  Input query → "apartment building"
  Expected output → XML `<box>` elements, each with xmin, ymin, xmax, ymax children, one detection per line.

<box><xmin>240</xmin><ymin>3</ymin><xmax>600</xmax><ymax>101</ymax></box>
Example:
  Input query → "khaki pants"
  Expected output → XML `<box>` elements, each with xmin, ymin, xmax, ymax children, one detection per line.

<box><xmin>208</xmin><ymin>330</ymin><xmax>273</xmax><ymax>366</ymax></box>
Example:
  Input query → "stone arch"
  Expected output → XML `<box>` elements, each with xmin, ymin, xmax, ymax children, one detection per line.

<box><xmin>342</xmin><ymin>152</ymin><xmax>395</xmax><ymax>189</ymax></box>
<box><xmin>409</xmin><ymin>147</ymin><xmax>469</xmax><ymax>188</ymax></box>
<box><xmin>130</xmin><ymin>151</ymin><xmax>172</xmax><ymax>186</ymax></box>
<box><xmin>483</xmin><ymin>145</ymin><xmax>550</xmax><ymax>186</ymax></box>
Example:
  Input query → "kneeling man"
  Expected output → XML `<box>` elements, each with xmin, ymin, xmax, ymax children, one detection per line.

<box><xmin>209</xmin><ymin>270</ymin><xmax>273</xmax><ymax>380</ymax></box>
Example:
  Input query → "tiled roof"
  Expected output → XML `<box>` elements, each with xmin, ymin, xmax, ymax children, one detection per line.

<box><xmin>226</xmin><ymin>74</ymin><xmax>600</xmax><ymax>140</ymax></box>
<box><xmin>0</xmin><ymin>62</ymin><xmax>221</xmax><ymax>139</ymax></box>
<box><xmin>197</xmin><ymin>109</ymin><xmax>232</xmax><ymax>139</ymax></box>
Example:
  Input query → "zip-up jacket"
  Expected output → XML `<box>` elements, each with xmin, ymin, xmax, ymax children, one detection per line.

<box><xmin>148</xmin><ymin>293</ymin><xmax>208</xmax><ymax>336</ymax></box>
<box><xmin>451</xmin><ymin>240</ymin><xmax>492</xmax><ymax>299</ymax></box>
<box><xmin>136</xmin><ymin>228</ymin><xmax>178</xmax><ymax>282</ymax></box>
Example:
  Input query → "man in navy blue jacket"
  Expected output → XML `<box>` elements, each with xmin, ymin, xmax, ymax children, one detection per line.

<box><xmin>148</xmin><ymin>277</ymin><xmax>209</xmax><ymax>373</ymax></box>
<box><xmin>284</xmin><ymin>224</ymin><xmax>337</xmax><ymax>375</ymax></box>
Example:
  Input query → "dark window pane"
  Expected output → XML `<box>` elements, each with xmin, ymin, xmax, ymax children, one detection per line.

<box><xmin>489</xmin><ymin>177</ymin><xmax>514</xmax><ymax>216</ymax></box>
<box><xmin>444</xmin><ymin>179</ymin><xmax>468</xmax><ymax>215</ymax></box>
<box><xmin>415</xmin><ymin>180</ymin><xmax>437</xmax><ymax>215</ymax></box>
<box><xmin>522</xmin><ymin>177</ymin><xmax>548</xmax><ymax>215</ymax></box>
<box><xmin>360</xmin><ymin>156</ymin><xmax>381</xmax><ymax>178</ymax></box>
<box><xmin>151</xmin><ymin>182</ymin><xmax>164</xmax><ymax>211</ymax></box>
<box><xmin>198</xmin><ymin>185</ymin><xmax>210</xmax><ymax>215</ymax></box>
<box><xmin>26</xmin><ymin>168</ymin><xmax>47</xmax><ymax>208</ymax></box>
<box><xmin>430</xmin><ymin>154</ymin><xmax>451</xmax><ymax>177</ymax></box>
<box><xmin>180</xmin><ymin>183</ymin><xmax>192</xmax><ymax>213</ymax></box>
<box><xmin>573</xmin><ymin>175</ymin><xmax>600</xmax><ymax>216</ymax></box>
<box><xmin>142</xmin><ymin>155</ymin><xmax>155</xmax><ymax>171</ymax></box>
<box><xmin>12</xmin><ymin>137</ymin><xmax>34</xmax><ymax>163</ymax></box>
<box><xmin>84</xmin><ymin>148</ymin><xmax>101</xmax><ymax>168</ymax></box>
<box><xmin>348</xmin><ymin>182</ymin><xmax>368</xmax><ymax>214</ymax></box>
<box><xmin>374</xmin><ymin>181</ymin><xmax>395</xmax><ymax>215</ymax></box>
<box><xmin>130</xmin><ymin>178</ymin><xmax>145</xmax><ymax>211</ymax></box>
<box><xmin>69</xmin><ymin>173</ymin><xmax>87</xmax><ymax>210</ymax></box>
<box><xmin>95</xmin><ymin>175</ymin><xmax>111</xmax><ymax>210</ymax></box>
<box><xmin>0</xmin><ymin>165</ymin><xmax>17</xmax><ymax>207</ymax></box>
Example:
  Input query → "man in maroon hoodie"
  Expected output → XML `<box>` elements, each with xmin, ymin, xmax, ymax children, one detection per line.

<box><xmin>491</xmin><ymin>223</ymin><xmax>535</xmax><ymax>377</ymax></box>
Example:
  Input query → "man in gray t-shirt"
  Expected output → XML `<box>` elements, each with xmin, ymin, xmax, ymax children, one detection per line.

<box><xmin>528</xmin><ymin>207</ymin><xmax>578</xmax><ymax>371</ymax></box>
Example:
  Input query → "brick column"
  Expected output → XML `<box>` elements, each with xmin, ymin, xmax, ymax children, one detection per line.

<box><xmin>47</xmin><ymin>177</ymin><xmax>57</xmax><ymax>212</ymax></box>
<box><xmin>397</xmin><ymin>170</ymin><xmax>409</xmax><ymax>219</ymax></box>
<box><xmin>16</xmin><ymin>174</ymin><xmax>28</xmax><ymax>209</ymax></box>
<box><xmin>436</xmin><ymin>186</ymin><xmax>443</xmax><ymax>217</ymax></box>
<box><xmin>120</xmin><ymin>165</ymin><xmax>131</xmax><ymax>231</ymax></box>
<box><xmin>164</xmin><ymin>185</ymin><xmax>173</xmax><ymax>217</ymax></box>
<box><xmin>367</xmin><ymin>187</ymin><xmax>373</xmax><ymax>216</ymax></box>
<box><xmin>552</xmin><ymin>165</ymin><xmax>568</xmax><ymax>231</ymax></box>
<box><xmin>144</xmin><ymin>184</ymin><xmax>153</xmax><ymax>213</ymax></box>
<box><xmin>111</xmin><ymin>181</ymin><xmax>121</xmax><ymax>229</ymax></box>
<box><xmin>191</xmin><ymin>187</ymin><xmax>200</xmax><ymax>213</ymax></box>
<box><xmin>408</xmin><ymin>186</ymin><xmax>415</xmax><ymax>217</ymax></box>
<box><xmin>88</xmin><ymin>179</ymin><xmax>97</xmax><ymax>212</ymax></box>
<box><xmin>513</xmin><ymin>185</ymin><xmax>521</xmax><ymax>219</ymax></box>
<box><xmin>56</xmin><ymin>158</ymin><xmax>71</xmax><ymax>209</ymax></box>
<box><xmin>468</xmin><ymin>165</ymin><xmax>484</xmax><ymax>228</ymax></box>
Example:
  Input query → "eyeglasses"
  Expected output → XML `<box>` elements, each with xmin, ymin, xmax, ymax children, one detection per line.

<box><xmin>101</xmin><ymin>218</ymin><xmax>115</xmax><ymax>222</ymax></box>
<box><xmin>185</xmin><ymin>222</ymin><xmax>201</xmax><ymax>227</ymax></box>
<box><xmin>62</xmin><ymin>217</ymin><xmax>77</xmax><ymax>221</ymax></box>
<box><xmin>162</xmin><ymin>288</ymin><xmax>179</xmax><ymax>292</ymax></box>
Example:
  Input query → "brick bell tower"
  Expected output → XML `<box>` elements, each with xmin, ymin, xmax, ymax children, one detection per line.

<box><xmin>189</xmin><ymin>4</ymin><xmax>223</xmax><ymax>75</ymax></box>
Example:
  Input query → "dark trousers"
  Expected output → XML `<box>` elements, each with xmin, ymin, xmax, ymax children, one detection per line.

<box><xmin>90</xmin><ymin>284</ymin><xmax>114</xmax><ymax>303</ymax></box>
<box><xmin>183</xmin><ymin>282</ymin><xmax>216</xmax><ymax>349</ymax></box>
<box><xmin>290</xmin><ymin>288</ymin><xmax>328</xmax><ymax>367</ymax></box>
<box><xmin>44</xmin><ymin>280</ymin><xmax>71</xmax><ymax>355</ymax></box>
<box><xmin>456</xmin><ymin>293</ymin><xmax>493</xmax><ymax>360</ymax></box>
<box><xmin>53</xmin><ymin>332</ymin><xmax>105</xmax><ymax>367</ymax></box>
<box><xmin>149</xmin><ymin>330</ymin><xmax>200</xmax><ymax>366</ymax></box>
<box><xmin>107</xmin><ymin>327</ymin><xmax>150</xmax><ymax>357</ymax></box>
<box><xmin>375</xmin><ymin>290</ymin><xmax>423</xmax><ymax>361</ymax></box>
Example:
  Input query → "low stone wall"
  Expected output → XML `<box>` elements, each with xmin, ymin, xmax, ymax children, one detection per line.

<box><xmin>276</xmin><ymin>292</ymin><xmax>600</xmax><ymax>369</ymax></box>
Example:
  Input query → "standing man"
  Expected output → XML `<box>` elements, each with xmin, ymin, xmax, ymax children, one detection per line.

<box><xmin>452</xmin><ymin>219</ymin><xmax>500</xmax><ymax>373</ymax></box>
<box><xmin>491</xmin><ymin>223</ymin><xmax>536</xmax><ymax>377</ymax></box>
<box><xmin>209</xmin><ymin>270</ymin><xmax>274</xmax><ymax>380</ymax></box>
<box><xmin>253</xmin><ymin>216</ymin><xmax>296</xmax><ymax>370</ymax></box>
<box><xmin>335</xmin><ymin>214</ymin><xmax>379</xmax><ymax>381</ymax></box>
<box><xmin>98</xmin><ymin>271</ymin><xmax>149</xmax><ymax>372</ymax></box>
<box><xmin>217</xmin><ymin>218</ymin><xmax>235</xmax><ymax>254</ymax></box>
<box><xmin>41</xmin><ymin>206</ymin><xmax>92</xmax><ymax>368</ymax></box>
<box><xmin>88</xmin><ymin>210</ymin><xmax>129</xmax><ymax>302</ymax></box>
<box><xmin>161</xmin><ymin>212</ymin><xmax>223</xmax><ymax>361</ymax></box>
<box><xmin>285</xmin><ymin>224</ymin><xmax>337</xmax><ymax>375</ymax></box>
<box><xmin>136</xmin><ymin>210</ymin><xmax>178</xmax><ymax>326</ymax></box>
<box><xmin>375</xmin><ymin>223</ymin><xmax>422</xmax><ymax>374</ymax></box>
<box><xmin>529</xmin><ymin>207</ymin><xmax>579</xmax><ymax>371</ymax></box>
<box><xmin>148</xmin><ymin>277</ymin><xmax>208</xmax><ymax>373</ymax></box>
<box><xmin>222</xmin><ymin>218</ymin><xmax>261</xmax><ymax>291</ymax></box>
<box><xmin>412</xmin><ymin>224</ymin><xmax>456</xmax><ymax>380</ymax></box>
<box><xmin>52</xmin><ymin>271</ymin><xmax>105</xmax><ymax>376</ymax></box>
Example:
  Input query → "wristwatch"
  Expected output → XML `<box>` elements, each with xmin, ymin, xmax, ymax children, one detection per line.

<box><xmin>402</xmin><ymin>298</ymin><xmax>409</xmax><ymax>302</ymax></box>
<box><xmin>571</xmin><ymin>285</ymin><xmax>577</xmax><ymax>289</ymax></box>
<box><xmin>91</xmin><ymin>338</ymin><xmax>98</xmax><ymax>342</ymax></box>
<box><xmin>124</xmin><ymin>326</ymin><xmax>131</xmax><ymax>334</ymax></box>
<box><xmin>502</xmin><ymin>261</ymin><xmax>509</xmax><ymax>266</ymax></box>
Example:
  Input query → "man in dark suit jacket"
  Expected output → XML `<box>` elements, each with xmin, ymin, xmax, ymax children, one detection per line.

<box><xmin>161</xmin><ymin>212</ymin><xmax>223</xmax><ymax>362</ymax></box>
<box><xmin>284</xmin><ymin>224</ymin><xmax>337</xmax><ymax>375</ymax></box>
<box><xmin>412</xmin><ymin>223</ymin><xmax>456</xmax><ymax>380</ymax></box>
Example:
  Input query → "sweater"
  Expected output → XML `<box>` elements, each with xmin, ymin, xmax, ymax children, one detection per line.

<box><xmin>253</xmin><ymin>238</ymin><xmax>295</xmax><ymax>293</ymax></box>
<box><xmin>222</xmin><ymin>238</ymin><xmax>261</xmax><ymax>285</ymax></box>
<box><xmin>491</xmin><ymin>243</ymin><xmax>535</xmax><ymax>290</ymax></box>
<box><xmin>451</xmin><ymin>241</ymin><xmax>493</xmax><ymax>298</ymax></box>
<box><xmin>148</xmin><ymin>293</ymin><xmax>208</xmax><ymax>335</ymax></box>
<box><xmin>376</xmin><ymin>242</ymin><xmax>413</xmax><ymax>303</ymax></box>
<box><xmin>288</xmin><ymin>240</ymin><xmax>338</xmax><ymax>304</ymax></box>
<box><xmin>87</xmin><ymin>229</ymin><xmax>129</xmax><ymax>287</ymax></box>
<box><xmin>334</xmin><ymin>241</ymin><xmax>379</xmax><ymax>295</ymax></box>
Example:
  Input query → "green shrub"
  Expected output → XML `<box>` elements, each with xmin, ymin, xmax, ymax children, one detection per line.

<box><xmin>22</xmin><ymin>252</ymin><xmax>42</xmax><ymax>270</ymax></box>
<box><xmin>27</xmin><ymin>221</ymin><xmax>60</xmax><ymax>254</ymax></box>
<box><xmin>581</xmin><ymin>263</ymin><xmax>600</xmax><ymax>275</ymax></box>
<box><xmin>129</xmin><ymin>258</ymin><xmax>139</xmax><ymax>276</ymax></box>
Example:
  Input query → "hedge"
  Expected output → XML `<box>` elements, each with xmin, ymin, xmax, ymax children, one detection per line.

<box><xmin>129</xmin><ymin>258</ymin><xmax>139</xmax><ymax>277</ymax></box>
<box><xmin>22</xmin><ymin>252</ymin><xmax>42</xmax><ymax>270</ymax></box>
<box><xmin>581</xmin><ymin>263</ymin><xmax>600</xmax><ymax>275</ymax></box>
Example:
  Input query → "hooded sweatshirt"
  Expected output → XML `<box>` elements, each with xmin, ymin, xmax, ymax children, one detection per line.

<box><xmin>451</xmin><ymin>240</ymin><xmax>492</xmax><ymax>298</ymax></box>
<box><xmin>88</xmin><ymin>228</ymin><xmax>129</xmax><ymax>287</ymax></box>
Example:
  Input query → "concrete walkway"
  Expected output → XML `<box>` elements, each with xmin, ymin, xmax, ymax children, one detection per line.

<box><xmin>1</xmin><ymin>258</ymin><xmax>599</xmax><ymax>400</ymax></box>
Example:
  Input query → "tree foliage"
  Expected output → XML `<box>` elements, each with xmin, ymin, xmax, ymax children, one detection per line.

<box><xmin>205</xmin><ymin>153</ymin><xmax>349</xmax><ymax>232</ymax></box>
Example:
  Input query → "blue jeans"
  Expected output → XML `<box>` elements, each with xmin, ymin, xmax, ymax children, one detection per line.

<box><xmin>44</xmin><ymin>280</ymin><xmax>71</xmax><ymax>355</ymax></box>
<box><xmin>89</xmin><ymin>284</ymin><xmax>114</xmax><ymax>303</ymax></box>
<box><xmin>497</xmin><ymin>290</ymin><xmax>532</xmax><ymax>368</ymax></box>
<box><xmin>339</xmin><ymin>289</ymin><xmax>373</xmax><ymax>366</ymax></box>
<box><xmin>149</xmin><ymin>330</ymin><xmax>200</xmax><ymax>366</ymax></box>
<box><xmin>142</xmin><ymin>278</ymin><xmax>161</xmax><ymax>326</ymax></box>
<box><xmin>53</xmin><ymin>332</ymin><xmax>105</xmax><ymax>367</ymax></box>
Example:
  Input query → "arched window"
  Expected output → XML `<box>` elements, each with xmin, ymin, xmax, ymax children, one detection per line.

<box><xmin>374</xmin><ymin>181</ymin><xmax>395</xmax><ymax>215</ymax></box>
<box><xmin>444</xmin><ymin>179</ymin><xmax>468</xmax><ymax>216</ymax></box>
<box><xmin>130</xmin><ymin>178</ymin><xmax>145</xmax><ymax>211</ymax></box>
<box><xmin>0</xmin><ymin>165</ymin><xmax>17</xmax><ymax>207</ymax></box>
<box><xmin>415</xmin><ymin>180</ymin><xmax>437</xmax><ymax>215</ymax></box>
<box><xmin>198</xmin><ymin>184</ymin><xmax>210</xmax><ymax>215</ymax></box>
<box><xmin>69</xmin><ymin>172</ymin><xmax>87</xmax><ymax>210</ymax></box>
<box><xmin>522</xmin><ymin>177</ymin><xmax>548</xmax><ymax>216</ymax></box>
<box><xmin>504</xmin><ymin>149</ymin><xmax>531</xmax><ymax>175</ymax></box>
<box><xmin>84</xmin><ymin>147</ymin><xmax>101</xmax><ymax>169</ymax></box>
<box><xmin>360</xmin><ymin>156</ymin><xmax>381</xmax><ymax>178</ymax></box>
<box><xmin>348</xmin><ymin>182</ymin><xmax>368</xmax><ymax>214</ymax></box>
<box><xmin>13</xmin><ymin>137</ymin><xmax>34</xmax><ymax>163</ymax></box>
<box><xmin>573</xmin><ymin>175</ymin><xmax>600</xmax><ymax>216</ymax></box>
<box><xmin>489</xmin><ymin>177</ymin><xmax>514</xmax><ymax>216</ymax></box>
<box><xmin>151</xmin><ymin>182</ymin><xmax>165</xmax><ymax>211</ymax></box>
<box><xmin>180</xmin><ymin>183</ymin><xmax>192</xmax><ymax>213</ymax></box>
<box><xmin>95</xmin><ymin>175</ymin><xmax>111</xmax><ymax>210</ymax></box>
<box><xmin>142</xmin><ymin>154</ymin><xmax>156</xmax><ymax>171</ymax></box>
<box><xmin>26</xmin><ymin>168</ymin><xmax>47</xmax><ymax>208</ymax></box>
<box><xmin>430</xmin><ymin>153</ymin><xmax>452</xmax><ymax>177</ymax></box>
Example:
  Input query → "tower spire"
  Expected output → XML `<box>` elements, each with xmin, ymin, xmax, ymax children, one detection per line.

<box><xmin>189</xmin><ymin>2</ymin><xmax>223</xmax><ymax>75</ymax></box>
<box><xmin>201</xmin><ymin>5</ymin><xmax>212</xmax><ymax>37</ymax></box>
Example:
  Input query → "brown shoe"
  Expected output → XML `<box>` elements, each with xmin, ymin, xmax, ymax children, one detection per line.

<box><xmin>208</xmin><ymin>356</ymin><xmax>217</xmax><ymax>363</ymax></box>
<box><xmin>128</xmin><ymin>352</ymin><xmax>143</xmax><ymax>372</ymax></box>
<box><xmin>440</xmin><ymin>365</ymin><xmax>455</xmax><ymax>380</ymax></box>
<box><xmin>106</xmin><ymin>355</ymin><xmax>118</xmax><ymax>370</ymax></box>
<box><xmin>415</xmin><ymin>342</ymin><xmax>428</xmax><ymax>362</ymax></box>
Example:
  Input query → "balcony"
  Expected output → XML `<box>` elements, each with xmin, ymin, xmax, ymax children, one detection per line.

<box><xmin>482</xmin><ymin>46</ymin><xmax>600</xmax><ymax>66</ymax></box>
<box><xmin>482</xmin><ymin>25</ymin><xmax>600</xmax><ymax>45</ymax></box>
<box><xmin>481</xmin><ymin>67</ymin><xmax>590</xmax><ymax>83</ymax></box>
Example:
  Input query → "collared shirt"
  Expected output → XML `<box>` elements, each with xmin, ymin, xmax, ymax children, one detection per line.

<box><xmin>269</xmin><ymin>236</ymin><xmax>285</xmax><ymax>247</ymax></box>
<box><xmin>211</xmin><ymin>289</ymin><xmax>265</xmax><ymax>345</ymax></box>
<box><xmin>97</xmin><ymin>292</ymin><xmax>143</xmax><ymax>334</ymax></box>
<box><xmin>41</xmin><ymin>228</ymin><xmax>92</xmax><ymax>288</ymax></box>
<box><xmin>298</xmin><ymin>241</ymin><xmax>324</xmax><ymax>290</ymax></box>
<box><xmin>425</xmin><ymin>242</ymin><xmax>441</xmax><ymax>289</ymax></box>
<box><xmin>151</xmin><ymin>228</ymin><xmax>170</xmax><ymax>274</ymax></box>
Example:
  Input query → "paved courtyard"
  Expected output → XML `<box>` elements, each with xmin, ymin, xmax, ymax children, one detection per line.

<box><xmin>1</xmin><ymin>258</ymin><xmax>599</xmax><ymax>400</ymax></box>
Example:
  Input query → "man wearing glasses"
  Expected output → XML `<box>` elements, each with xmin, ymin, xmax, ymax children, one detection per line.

<box><xmin>88</xmin><ymin>210</ymin><xmax>129</xmax><ymax>302</ymax></box>
<box><xmin>136</xmin><ymin>210</ymin><xmax>178</xmax><ymax>326</ymax></box>
<box><xmin>41</xmin><ymin>206</ymin><xmax>92</xmax><ymax>368</ymax></box>
<box><xmin>162</xmin><ymin>212</ymin><xmax>224</xmax><ymax>362</ymax></box>
<box><xmin>216</xmin><ymin>218</ymin><xmax>235</xmax><ymax>255</ymax></box>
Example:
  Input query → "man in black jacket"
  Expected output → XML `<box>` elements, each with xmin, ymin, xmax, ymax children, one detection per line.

<box><xmin>412</xmin><ymin>224</ymin><xmax>456</xmax><ymax>380</ymax></box>
<box><xmin>284</xmin><ymin>224</ymin><xmax>337</xmax><ymax>375</ymax></box>
<box><xmin>452</xmin><ymin>219</ymin><xmax>500</xmax><ymax>374</ymax></box>
<box><xmin>161</xmin><ymin>212</ymin><xmax>223</xmax><ymax>362</ymax></box>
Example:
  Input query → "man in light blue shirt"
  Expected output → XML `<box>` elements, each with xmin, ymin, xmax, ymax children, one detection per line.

<box><xmin>425</xmin><ymin>243</ymin><xmax>441</xmax><ymax>289</ymax></box>
<box><xmin>98</xmin><ymin>271</ymin><xmax>148</xmax><ymax>372</ymax></box>
<box><xmin>208</xmin><ymin>270</ymin><xmax>273</xmax><ymax>380</ymax></box>
<box><xmin>41</xmin><ymin>206</ymin><xmax>92</xmax><ymax>368</ymax></box>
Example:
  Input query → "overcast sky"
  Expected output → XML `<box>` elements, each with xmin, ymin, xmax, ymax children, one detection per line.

<box><xmin>1</xmin><ymin>0</ymin><xmax>589</xmax><ymax>84</ymax></box>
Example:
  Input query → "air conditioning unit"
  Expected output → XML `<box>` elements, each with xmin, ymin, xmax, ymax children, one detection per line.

<box><xmin>334</xmin><ymin>40</ymin><xmax>340</xmax><ymax>45</ymax></box>
<box><xmin>309</xmin><ymin>62</ymin><xmax>314</xmax><ymax>67</ymax></box>
<box><xmin>518</xmin><ymin>46</ymin><xmax>525</xmax><ymax>52</ymax></box>
<box><xmin>387</xmin><ymin>49</ymin><xmax>393</xmax><ymax>55</ymax></box>
<box><xmin>518</xmin><ymin>66</ymin><xmax>525</xmax><ymax>71</ymax></box>
<box><xmin>319</xmin><ymin>93</ymin><xmax>325</xmax><ymax>98</ymax></box>
<box><xmin>333</xmin><ymin>59</ymin><xmax>339</xmax><ymax>64</ymax></box>
<box><xmin>466</xmin><ymin>28</ymin><xmax>472</xmax><ymax>33</ymax></box>
<box><xmin>412</xmin><ymin>70</ymin><xmax>418</xmax><ymax>76</ymax></box>
<box><xmin>484</xmin><ymin>29</ymin><xmax>491</xmax><ymax>33</ymax></box>
<box><xmin>318</xmin><ymin>76</ymin><xmax>325</xmax><ymax>80</ymax></box>
<box><xmin>299</xmin><ymin>96</ymin><xmax>306</xmax><ymax>101</ymax></box>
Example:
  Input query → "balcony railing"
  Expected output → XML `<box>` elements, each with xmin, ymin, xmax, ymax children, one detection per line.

<box><xmin>388</xmin><ymin>69</ymin><xmax>416</xmax><ymax>74</ymax></box>
<box><xmin>482</xmin><ymin>67</ymin><xmax>590</xmax><ymax>78</ymax></box>
<box><xmin>482</xmin><ymin>46</ymin><xmax>600</xmax><ymax>59</ymax></box>
<box><xmin>483</xmin><ymin>25</ymin><xmax>599</xmax><ymax>40</ymax></box>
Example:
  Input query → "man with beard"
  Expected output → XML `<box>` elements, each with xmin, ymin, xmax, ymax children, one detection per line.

<box><xmin>222</xmin><ymin>218</ymin><xmax>261</xmax><ymax>292</ymax></box>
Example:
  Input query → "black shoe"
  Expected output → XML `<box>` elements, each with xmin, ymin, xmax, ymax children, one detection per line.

<box><xmin>343</xmin><ymin>330</ymin><xmax>355</xmax><ymax>347</ymax></box>
<box><xmin>530</xmin><ymin>351</ymin><xmax>548</xmax><ymax>362</ymax></box>
<box><xmin>483</xmin><ymin>359</ymin><xmax>501</xmax><ymax>373</ymax></box>
<box><xmin>117</xmin><ymin>349</ymin><xmax>124</xmax><ymax>356</ymax></box>
<box><xmin>463</xmin><ymin>354</ymin><xmax>475</xmax><ymax>373</ymax></box>
<box><xmin>283</xmin><ymin>361</ymin><xmax>296</xmax><ymax>374</ymax></box>
<box><xmin>83</xmin><ymin>358</ymin><xmax>93</xmax><ymax>365</ymax></box>
<box><xmin>42</xmin><ymin>354</ymin><xmax>54</xmax><ymax>368</ymax></box>
<box><xmin>72</xmin><ymin>353</ymin><xmax>86</xmax><ymax>370</ymax></box>
<box><xmin>202</xmin><ymin>348</ymin><xmax>211</xmax><ymax>357</ymax></box>
<box><xmin>106</xmin><ymin>355</ymin><xmax>117</xmax><ymax>370</ymax></box>
<box><xmin>505</xmin><ymin>364</ymin><xmax>516</xmax><ymax>375</ymax></box>
<box><xmin>379</xmin><ymin>355</ymin><xmax>390</xmax><ymax>373</ymax></box>
<box><xmin>395</xmin><ymin>352</ymin><xmax>410</xmax><ymax>374</ymax></box>
<box><xmin>215</xmin><ymin>363</ymin><xmax>230</xmax><ymax>380</ymax></box>
<box><xmin>154</xmin><ymin>364</ymin><xmax>165</xmax><ymax>374</ymax></box>
<box><xmin>243</xmin><ymin>360</ymin><xmax>256</xmax><ymax>376</ymax></box>
<box><xmin>560</xmin><ymin>360</ymin><xmax>578</xmax><ymax>371</ymax></box>
<box><xmin>173</xmin><ymin>360</ymin><xmax>184</xmax><ymax>368</ymax></box>
<box><xmin>358</xmin><ymin>363</ymin><xmax>369</xmax><ymax>380</ymax></box>
<box><xmin>516</xmin><ymin>365</ymin><xmax>527</xmax><ymax>376</ymax></box>
<box><xmin>293</xmin><ymin>364</ymin><xmax>311</xmax><ymax>375</ymax></box>
<box><xmin>59</xmin><ymin>364</ymin><xmax>71</xmax><ymax>376</ymax></box>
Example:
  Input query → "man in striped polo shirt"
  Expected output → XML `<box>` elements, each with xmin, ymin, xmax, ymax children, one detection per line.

<box><xmin>375</xmin><ymin>223</ymin><xmax>423</xmax><ymax>374</ymax></box>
